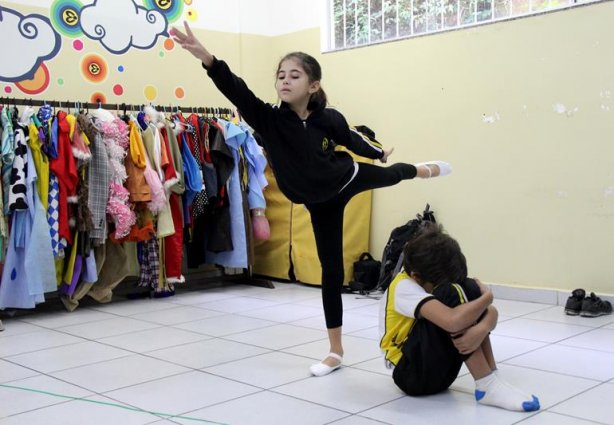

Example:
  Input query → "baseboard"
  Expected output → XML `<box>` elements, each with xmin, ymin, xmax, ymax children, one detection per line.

<box><xmin>488</xmin><ymin>283</ymin><xmax>614</xmax><ymax>307</ymax></box>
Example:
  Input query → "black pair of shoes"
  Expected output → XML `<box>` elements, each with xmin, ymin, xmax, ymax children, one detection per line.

<box><xmin>565</xmin><ymin>289</ymin><xmax>612</xmax><ymax>317</ymax></box>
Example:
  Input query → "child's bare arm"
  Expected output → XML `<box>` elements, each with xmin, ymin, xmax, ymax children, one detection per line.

<box><xmin>451</xmin><ymin>305</ymin><xmax>498</xmax><ymax>354</ymax></box>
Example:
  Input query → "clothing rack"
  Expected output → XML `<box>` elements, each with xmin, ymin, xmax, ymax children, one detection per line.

<box><xmin>0</xmin><ymin>96</ymin><xmax>233</xmax><ymax>116</ymax></box>
<box><xmin>0</xmin><ymin>96</ymin><xmax>274</xmax><ymax>305</ymax></box>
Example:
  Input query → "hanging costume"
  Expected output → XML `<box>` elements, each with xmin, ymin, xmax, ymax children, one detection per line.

<box><xmin>0</xmin><ymin>142</ymin><xmax>57</xmax><ymax>309</ymax></box>
<box><xmin>161</xmin><ymin>120</ymin><xmax>185</xmax><ymax>285</ymax></box>
<box><xmin>49</xmin><ymin>110</ymin><xmax>78</xmax><ymax>246</ymax></box>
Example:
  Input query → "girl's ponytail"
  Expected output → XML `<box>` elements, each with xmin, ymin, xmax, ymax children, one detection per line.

<box><xmin>308</xmin><ymin>87</ymin><xmax>327</xmax><ymax>110</ymax></box>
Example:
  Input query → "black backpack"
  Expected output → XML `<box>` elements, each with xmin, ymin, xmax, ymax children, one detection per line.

<box><xmin>348</xmin><ymin>252</ymin><xmax>382</xmax><ymax>293</ymax></box>
<box><xmin>376</xmin><ymin>204</ymin><xmax>436</xmax><ymax>292</ymax></box>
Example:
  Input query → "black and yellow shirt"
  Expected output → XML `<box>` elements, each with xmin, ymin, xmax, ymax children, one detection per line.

<box><xmin>379</xmin><ymin>271</ymin><xmax>435</xmax><ymax>367</ymax></box>
<box><xmin>379</xmin><ymin>272</ymin><xmax>479</xmax><ymax>367</ymax></box>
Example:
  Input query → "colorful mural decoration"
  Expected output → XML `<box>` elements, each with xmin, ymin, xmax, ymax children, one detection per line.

<box><xmin>14</xmin><ymin>63</ymin><xmax>51</xmax><ymax>95</ymax></box>
<box><xmin>90</xmin><ymin>91</ymin><xmax>107</xmax><ymax>104</ymax></box>
<box><xmin>1</xmin><ymin>0</ymin><xmax>189</xmax><ymax>100</ymax></box>
<box><xmin>143</xmin><ymin>0</ymin><xmax>184</xmax><ymax>23</ymax></box>
<box><xmin>80</xmin><ymin>53</ymin><xmax>108</xmax><ymax>83</ymax></box>
<box><xmin>112</xmin><ymin>84</ymin><xmax>124</xmax><ymax>96</ymax></box>
<box><xmin>186</xmin><ymin>7</ymin><xmax>198</xmax><ymax>22</ymax></box>
<box><xmin>80</xmin><ymin>0</ymin><xmax>168</xmax><ymax>54</ymax></box>
<box><xmin>163</xmin><ymin>38</ymin><xmax>175</xmax><ymax>51</ymax></box>
<box><xmin>50</xmin><ymin>0</ymin><xmax>84</xmax><ymax>37</ymax></box>
<box><xmin>0</xmin><ymin>5</ymin><xmax>61</xmax><ymax>82</ymax></box>
<box><xmin>144</xmin><ymin>85</ymin><xmax>158</xmax><ymax>101</ymax></box>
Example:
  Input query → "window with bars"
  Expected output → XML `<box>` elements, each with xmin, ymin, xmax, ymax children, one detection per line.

<box><xmin>327</xmin><ymin>0</ymin><xmax>599</xmax><ymax>50</ymax></box>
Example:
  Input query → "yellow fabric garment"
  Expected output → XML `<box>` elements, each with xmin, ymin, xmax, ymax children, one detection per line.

<box><xmin>81</xmin><ymin>126</ymin><xmax>90</xmax><ymax>146</ymax></box>
<box><xmin>239</xmin><ymin>147</ymin><xmax>248</xmax><ymax>189</ymax></box>
<box><xmin>55</xmin><ymin>258</ymin><xmax>64</xmax><ymax>287</ymax></box>
<box><xmin>63</xmin><ymin>232</ymin><xmax>79</xmax><ymax>285</ymax></box>
<box><xmin>253</xmin><ymin>149</ymin><xmax>373</xmax><ymax>285</ymax></box>
<box><xmin>28</xmin><ymin>123</ymin><xmax>50</xmax><ymax>210</ymax></box>
<box><xmin>65</xmin><ymin>114</ymin><xmax>76</xmax><ymax>139</ymax></box>
<box><xmin>129</xmin><ymin>121</ymin><xmax>147</xmax><ymax>168</ymax></box>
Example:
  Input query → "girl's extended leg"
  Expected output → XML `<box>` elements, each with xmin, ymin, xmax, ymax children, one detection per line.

<box><xmin>340</xmin><ymin>160</ymin><xmax>450</xmax><ymax>200</ymax></box>
<box><xmin>340</xmin><ymin>163</ymin><xmax>416</xmax><ymax>197</ymax></box>
<box><xmin>305</xmin><ymin>199</ymin><xmax>347</xmax><ymax>376</ymax></box>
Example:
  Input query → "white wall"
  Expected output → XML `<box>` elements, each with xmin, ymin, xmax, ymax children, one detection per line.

<box><xmin>193</xmin><ymin>0</ymin><xmax>320</xmax><ymax>36</ymax></box>
<box><xmin>237</xmin><ymin>0</ymin><xmax>320</xmax><ymax>36</ymax></box>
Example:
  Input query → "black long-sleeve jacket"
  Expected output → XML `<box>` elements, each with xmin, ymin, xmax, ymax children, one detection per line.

<box><xmin>204</xmin><ymin>58</ymin><xmax>384</xmax><ymax>204</ymax></box>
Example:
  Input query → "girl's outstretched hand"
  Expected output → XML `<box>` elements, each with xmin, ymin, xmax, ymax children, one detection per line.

<box><xmin>170</xmin><ymin>21</ymin><xmax>214</xmax><ymax>67</ymax></box>
<box><xmin>380</xmin><ymin>147</ymin><xmax>394</xmax><ymax>163</ymax></box>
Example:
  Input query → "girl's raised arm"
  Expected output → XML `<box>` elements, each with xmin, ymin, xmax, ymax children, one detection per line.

<box><xmin>171</xmin><ymin>21</ymin><xmax>214</xmax><ymax>67</ymax></box>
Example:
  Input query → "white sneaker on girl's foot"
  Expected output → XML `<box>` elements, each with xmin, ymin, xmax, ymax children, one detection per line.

<box><xmin>415</xmin><ymin>161</ymin><xmax>452</xmax><ymax>178</ymax></box>
<box><xmin>309</xmin><ymin>353</ymin><xmax>343</xmax><ymax>377</ymax></box>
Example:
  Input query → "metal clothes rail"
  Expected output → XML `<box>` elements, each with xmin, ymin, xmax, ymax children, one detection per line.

<box><xmin>0</xmin><ymin>96</ymin><xmax>233</xmax><ymax>116</ymax></box>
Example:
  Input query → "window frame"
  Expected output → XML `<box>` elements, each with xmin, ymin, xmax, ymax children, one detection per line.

<box><xmin>322</xmin><ymin>0</ymin><xmax>605</xmax><ymax>52</ymax></box>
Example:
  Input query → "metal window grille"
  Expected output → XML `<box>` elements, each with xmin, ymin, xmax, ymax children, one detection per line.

<box><xmin>327</xmin><ymin>0</ymin><xmax>601</xmax><ymax>50</ymax></box>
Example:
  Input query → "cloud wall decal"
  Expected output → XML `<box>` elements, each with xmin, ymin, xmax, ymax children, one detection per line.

<box><xmin>0</xmin><ymin>5</ymin><xmax>61</xmax><ymax>82</ymax></box>
<box><xmin>80</xmin><ymin>0</ymin><xmax>167</xmax><ymax>55</ymax></box>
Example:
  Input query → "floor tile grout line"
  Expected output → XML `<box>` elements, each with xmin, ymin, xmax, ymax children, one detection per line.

<box><xmin>498</xmin><ymin>332</ymin><xmax>614</xmax><ymax>376</ymax></box>
<box><xmin>0</xmin><ymin>324</ymin><xmax>214</xmax><ymax>366</ymax></box>
<box><xmin>2</xmin><ymin>363</ymin><xmax>170</xmax><ymax>422</ymax></box>
<box><xmin>6</xmin><ymin>318</ymin><xmax>333</xmax><ymax>377</ymax></box>
<box><xmin>505</xmin><ymin>313</ymin><xmax>614</xmax><ymax>329</ymax></box>
<box><xmin>3</xmin><ymin>289</ymin><xmax>613</xmax><ymax>424</ymax></box>
<box><xmin>0</xmin><ymin>352</ymin><xmax>134</xmax><ymax>381</ymax></box>
<box><xmin>515</xmin><ymin>381</ymin><xmax>613</xmax><ymax>425</ymax></box>
<box><xmin>0</xmin><ymin>338</ymin><xmax>98</xmax><ymax>360</ymax></box>
<box><xmin>0</xmin><ymin>390</ymin><xmax>90</xmax><ymax>422</ymax></box>
<box><xmin>1</xmin><ymin>325</ymin><xmax>221</xmax><ymax>377</ymax></box>
<box><xmin>491</xmin><ymin>323</ymin><xmax>612</xmax><ymax>347</ymax></box>
<box><xmin>15</xmin><ymin>302</ymin><xmax>182</xmax><ymax>325</ymax></box>
<box><xmin>500</xmin><ymin>359</ymin><xmax>611</xmax><ymax>383</ymax></box>
<box><xmin>557</xmin><ymin>341</ymin><xmax>614</xmax><ymax>355</ymax></box>
<box><xmin>325</xmin><ymin>413</ymin><xmax>394</xmax><ymax>425</ymax></box>
<box><xmin>266</xmin><ymin>384</ymin><xmax>401</xmax><ymax>418</ymax></box>
<box><xmin>0</xmin><ymin>380</ymin><xmax>224</xmax><ymax>424</ymax></box>
<box><xmin>173</xmin><ymin>387</ymin><xmax>360</xmax><ymax>425</ymax></box>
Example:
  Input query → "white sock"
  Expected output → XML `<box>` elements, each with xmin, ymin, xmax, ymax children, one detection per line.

<box><xmin>415</xmin><ymin>160</ymin><xmax>452</xmax><ymax>177</ymax></box>
<box><xmin>475</xmin><ymin>373</ymin><xmax>540</xmax><ymax>412</ymax></box>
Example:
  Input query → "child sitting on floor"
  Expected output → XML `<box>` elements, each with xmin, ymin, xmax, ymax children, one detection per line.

<box><xmin>379</xmin><ymin>223</ymin><xmax>540</xmax><ymax>412</ymax></box>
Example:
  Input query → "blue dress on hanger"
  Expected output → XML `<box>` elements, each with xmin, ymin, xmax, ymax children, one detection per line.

<box><xmin>0</xmin><ymin>145</ymin><xmax>57</xmax><ymax>309</ymax></box>
<box><xmin>206</xmin><ymin>119</ymin><xmax>266</xmax><ymax>268</ymax></box>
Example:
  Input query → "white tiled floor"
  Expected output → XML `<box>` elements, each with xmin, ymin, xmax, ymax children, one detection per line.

<box><xmin>1</xmin><ymin>282</ymin><xmax>613</xmax><ymax>424</ymax></box>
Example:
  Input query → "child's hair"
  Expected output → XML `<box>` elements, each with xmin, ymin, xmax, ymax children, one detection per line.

<box><xmin>277</xmin><ymin>51</ymin><xmax>328</xmax><ymax>110</ymax></box>
<box><xmin>403</xmin><ymin>223</ymin><xmax>467</xmax><ymax>287</ymax></box>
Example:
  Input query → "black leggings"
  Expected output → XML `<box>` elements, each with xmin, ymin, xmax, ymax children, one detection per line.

<box><xmin>305</xmin><ymin>162</ymin><xmax>417</xmax><ymax>329</ymax></box>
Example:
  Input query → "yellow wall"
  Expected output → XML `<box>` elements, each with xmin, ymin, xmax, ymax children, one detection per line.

<box><xmin>5</xmin><ymin>1</ymin><xmax>613</xmax><ymax>295</ymax></box>
<box><xmin>273</xmin><ymin>4</ymin><xmax>614</xmax><ymax>295</ymax></box>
